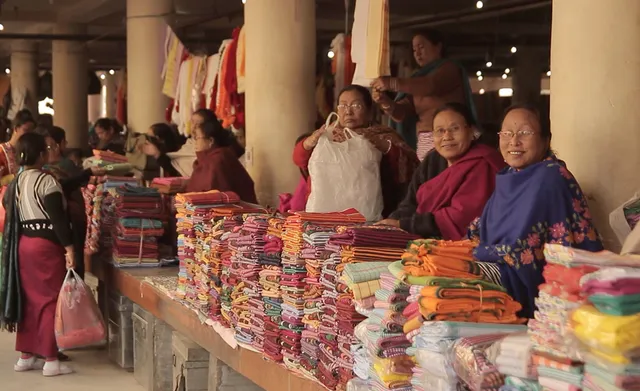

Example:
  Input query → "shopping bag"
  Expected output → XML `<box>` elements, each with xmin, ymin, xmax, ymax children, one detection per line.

<box><xmin>54</xmin><ymin>269</ymin><xmax>106</xmax><ymax>350</ymax></box>
<box><xmin>306</xmin><ymin>113</ymin><xmax>383</xmax><ymax>221</ymax></box>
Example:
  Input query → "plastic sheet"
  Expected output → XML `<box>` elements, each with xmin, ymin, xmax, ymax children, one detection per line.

<box><xmin>55</xmin><ymin>269</ymin><xmax>106</xmax><ymax>350</ymax></box>
<box><xmin>452</xmin><ymin>334</ymin><xmax>507</xmax><ymax>391</ymax></box>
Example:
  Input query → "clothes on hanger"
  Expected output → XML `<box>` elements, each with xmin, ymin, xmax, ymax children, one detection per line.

<box><xmin>331</xmin><ymin>33</ymin><xmax>356</xmax><ymax>103</ymax></box>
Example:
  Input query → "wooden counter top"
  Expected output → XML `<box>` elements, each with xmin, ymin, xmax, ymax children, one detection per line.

<box><xmin>102</xmin><ymin>265</ymin><xmax>325</xmax><ymax>391</ymax></box>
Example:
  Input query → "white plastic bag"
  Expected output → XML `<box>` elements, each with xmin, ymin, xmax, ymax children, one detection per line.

<box><xmin>306</xmin><ymin>112</ymin><xmax>383</xmax><ymax>221</ymax></box>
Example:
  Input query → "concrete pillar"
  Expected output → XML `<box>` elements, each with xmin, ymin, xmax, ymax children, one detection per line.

<box><xmin>512</xmin><ymin>48</ymin><xmax>541</xmax><ymax>105</ymax></box>
<box><xmin>245</xmin><ymin>0</ymin><xmax>316</xmax><ymax>205</ymax></box>
<box><xmin>550</xmin><ymin>0</ymin><xmax>640</xmax><ymax>250</ymax></box>
<box><xmin>52</xmin><ymin>24</ymin><xmax>88</xmax><ymax>148</ymax></box>
<box><xmin>127</xmin><ymin>0</ymin><xmax>171</xmax><ymax>133</ymax></box>
<box><xmin>10</xmin><ymin>40</ymin><xmax>39</xmax><ymax>116</ymax></box>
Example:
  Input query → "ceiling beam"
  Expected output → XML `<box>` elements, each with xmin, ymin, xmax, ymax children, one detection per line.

<box><xmin>58</xmin><ymin>0</ymin><xmax>126</xmax><ymax>24</ymax></box>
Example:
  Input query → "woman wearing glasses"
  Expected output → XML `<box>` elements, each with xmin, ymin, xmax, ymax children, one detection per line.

<box><xmin>377</xmin><ymin>102</ymin><xmax>504</xmax><ymax>240</ymax></box>
<box><xmin>469</xmin><ymin>104</ymin><xmax>603</xmax><ymax>318</ymax></box>
<box><xmin>293</xmin><ymin>85</ymin><xmax>418</xmax><ymax>218</ymax></box>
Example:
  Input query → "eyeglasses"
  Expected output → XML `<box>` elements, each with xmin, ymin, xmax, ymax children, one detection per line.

<box><xmin>337</xmin><ymin>104</ymin><xmax>364</xmax><ymax>112</ymax></box>
<box><xmin>433</xmin><ymin>125</ymin><xmax>466</xmax><ymax>138</ymax></box>
<box><xmin>498</xmin><ymin>130</ymin><xmax>537</xmax><ymax>139</ymax></box>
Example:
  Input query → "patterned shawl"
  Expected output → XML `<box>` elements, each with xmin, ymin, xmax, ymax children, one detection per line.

<box><xmin>469</xmin><ymin>155</ymin><xmax>603</xmax><ymax>318</ymax></box>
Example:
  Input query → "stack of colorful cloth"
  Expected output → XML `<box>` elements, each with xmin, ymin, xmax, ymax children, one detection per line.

<box><xmin>409</xmin><ymin>322</ymin><xmax>527</xmax><ymax>391</ymax></box>
<box><xmin>260</xmin><ymin>217</ymin><xmax>285</xmax><ymax>362</ymax></box>
<box><xmin>238</xmin><ymin>214</ymin><xmax>269</xmax><ymax>350</ymax></box>
<box><xmin>494</xmin><ymin>333</ymin><xmax>537</xmax><ymax>388</ymax></box>
<box><xmin>280</xmin><ymin>209</ymin><xmax>365</xmax><ymax>377</ymax></box>
<box><xmin>150</xmin><ymin>177</ymin><xmax>188</xmax><ymax>194</ymax></box>
<box><xmin>401</xmin><ymin>240</ymin><xmax>524</xmax><ymax>324</ymax></box>
<box><xmin>300</xmin><ymin>228</ymin><xmax>333</xmax><ymax>380</ymax></box>
<box><xmin>174</xmin><ymin>190</ymin><xmax>243</xmax><ymax>304</ymax></box>
<box><xmin>87</xmin><ymin>149</ymin><xmax>132</xmax><ymax>175</ymax></box>
<box><xmin>573</xmin><ymin>266</ymin><xmax>640</xmax><ymax>391</ymax></box>
<box><xmin>112</xmin><ymin>185</ymin><xmax>165</xmax><ymax>267</ymax></box>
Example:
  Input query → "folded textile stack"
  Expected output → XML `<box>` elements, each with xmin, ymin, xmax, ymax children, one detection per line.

<box><xmin>84</xmin><ymin>176</ymin><xmax>139</xmax><ymax>255</ymax></box>
<box><xmin>316</xmin><ymin>226</ymin><xmax>419</xmax><ymax>391</ymax></box>
<box><xmin>280</xmin><ymin>209</ymin><xmax>366</xmax><ymax>377</ymax></box>
<box><xmin>494</xmin><ymin>333</ymin><xmax>536</xmax><ymax>385</ymax></box>
<box><xmin>401</xmin><ymin>240</ymin><xmax>524</xmax><ymax>323</ymax></box>
<box><xmin>518</xmin><ymin>244</ymin><xmax>613</xmax><ymax>390</ymax></box>
<box><xmin>150</xmin><ymin>177</ymin><xmax>188</xmax><ymax>194</ymax></box>
<box><xmin>87</xmin><ymin>150</ymin><xmax>132</xmax><ymax>175</ymax></box>
<box><xmin>260</xmin><ymin>217</ymin><xmax>285</xmax><ymax>362</ymax></box>
<box><xmin>410</xmin><ymin>322</ymin><xmax>527</xmax><ymax>391</ymax></box>
<box><xmin>300</xmin><ymin>228</ymin><xmax>333</xmax><ymax>380</ymax></box>
<box><xmin>112</xmin><ymin>184</ymin><xmax>166</xmax><ymax>268</ymax></box>
<box><xmin>573</xmin><ymin>266</ymin><xmax>640</xmax><ymax>391</ymax></box>
<box><xmin>174</xmin><ymin>190</ymin><xmax>242</xmax><ymax>304</ymax></box>
<box><xmin>234</xmin><ymin>214</ymin><xmax>269</xmax><ymax>349</ymax></box>
<box><xmin>93</xmin><ymin>149</ymin><xmax>128</xmax><ymax>163</ymax></box>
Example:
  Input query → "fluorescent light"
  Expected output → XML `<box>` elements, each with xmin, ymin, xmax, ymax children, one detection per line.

<box><xmin>0</xmin><ymin>24</ymin><xmax>5</xmax><ymax>31</ymax></box>
<box><xmin>476</xmin><ymin>70</ymin><xmax>482</xmax><ymax>77</ymax></box>
<box><xmin>486</xmin><ymin>61</ymin><xmax>493</xmax><ymax>68</ymax></box>
<box><xmin>502</xmin><ymin>74</ymin><xmax>508</xmax><ymax>79</ymax></box>
<box><xmin>108</xmin><ymin>69</ymin><xmax>115</xmax><ymax>75</ymax></box>
<box><xmin>477</xmin><ymin>75</ymin><xmax>484</xmax><ymax>81</ymax></box>
<box><xmin>327</xmin><ymin>50</ymin><xmax>335</xmax><ymax>59</ymax></box>
<box><xmin>4</xmin><ymin>68</ymin><xmax>9</xmax><ymax>75</ymax></box>
<box><xmin>504</xmin><ymin>68</ymin><xmax>510</xmax><ymax>74</ymax></box>
<box><xmin>499</xmin><ymin>88</ymin><xmax>513</xmax><ymax>97</ymax></box>
<box><xmin>547</xmin><ymin>70</ymin><xmax>552</xmax><ymax>77</ymax></box>
<box><xmin>479</xmin><ymin>88</ymin><xmax>485</xmax><ymax>95</ymax></box>
<box><xmin>476</xmin><ymin>1</ymin><xmax>484</xmax><ymax>9</ymax></box>
<box><xmin>100</xmin><ymin>74</ymin><xmax>106</xmax><ymax>80</ymax></box>
<box><xmin>511</xmin><ymin>46</ymin><xmax>517</xmax><ymax>54</ymax></box>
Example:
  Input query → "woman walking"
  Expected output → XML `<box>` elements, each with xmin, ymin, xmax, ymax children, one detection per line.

<box><xmin>0</xmin><ymin>132</ymin><xmax>75</xmax><ymax>376</ymax></box>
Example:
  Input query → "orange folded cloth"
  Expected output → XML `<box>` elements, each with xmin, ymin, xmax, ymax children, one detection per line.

<box><xmin>402</xmin><ymin>239</ymin><xmax>481</xmax><ymax>279</ymax></box>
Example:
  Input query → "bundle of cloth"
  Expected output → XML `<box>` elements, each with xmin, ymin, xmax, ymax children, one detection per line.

<box><xmin>400</xmin><ymin>240</ymin><xmax>524</xmax><ymax>324</ymax></box>
<box><xmin>260</xmin><ymin>217</ymin><xmax>285</xmax><ymax>362</ymax></box>
<box><xmin>493</xmin><ymin>333</ymin><xmax>537</xmax><ymax>389</ymax></box>
<box><xmin>83</xmin><ymin>176</ymin><xmax>139</xmax><ymax>255</ymax></box>
<box><xmin>280</xmin><ymin>209</ymin><xmax>366</xmax><ymax>376</ymax></box>
<box><xmin>409</xmin><ymin>322</ymin><xmax>527</xmax><ymax>391</ymax></box>
<box><xmin>174</xmin><ymin>190</ymin><xmax>245</xmax><ymax>304</ymax></box>
<box><xmin>300</xmin><ymin>228</ymin><xmax>333</xmax><ymax>380</ymax></box>
<box><xmin>574</xmin><ymin>267</ymin><xmax>640</xmax><ymax>391</ymax></box>
<box><xmin>241</xmin><ymin>215</ymin><xmax>270</xmax><ymax>350</ymax></box>
<box><xmin>320</xmin><ymin>226</ymin><xmax>419</xmax><ymax>390</ymax></box>
<box><xmin>112</xmin><ymin>185</ymin><xmax>166</xmax><ymax>267</ymax></box>
<box><xmin>85</xmin><ymin>149</ymin><xmax>132</xmax><ymax>176</ymax></box>
<box><xmin>150</xmin><ymin>177</ymin><xmax>188</xmax><ymax>194</ymax></box>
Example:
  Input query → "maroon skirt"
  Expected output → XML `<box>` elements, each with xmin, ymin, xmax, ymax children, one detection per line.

<box><xmin>15</xmin><ymin>236</ymin><xmax>66</xmax><ymax>358</ymax></box>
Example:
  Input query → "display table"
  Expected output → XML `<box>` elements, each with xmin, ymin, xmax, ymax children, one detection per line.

<box><xmin>97</xmin><ymin>264</ymin><xmax>325</xmax><ymax>391</ymax></box>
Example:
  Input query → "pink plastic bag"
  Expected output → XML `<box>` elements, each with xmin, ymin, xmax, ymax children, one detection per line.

<box><xmin>55</xmin><ymin>269</ymin><xmax>106</xmax><ymax>350</ymax></box>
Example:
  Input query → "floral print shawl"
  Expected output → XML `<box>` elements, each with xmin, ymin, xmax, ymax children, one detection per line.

<box><xmin>468</xmin><ymin>155</ymin><xmax>603</xmax><ymax>318</ymax></box>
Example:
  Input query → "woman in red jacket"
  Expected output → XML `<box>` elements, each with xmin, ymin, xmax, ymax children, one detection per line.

<box><xmin>185</xmin><ymin>120</ymin><xmax>257</xmax><ymax>203</ymax></box>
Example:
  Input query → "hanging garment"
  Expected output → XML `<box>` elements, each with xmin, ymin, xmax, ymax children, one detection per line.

<box><xmin>191</xmin><ymin>56</ymin><xmax>207</xmax><ymax>114</ymax></box>
<box><xmin>236</xmin><ymin>26</ymin><xmax>246</xmax><ymax>94</ymax></box>
<box><xmin>172</xmin><ymin>56</ymin><xmax>202</xmax><ymax>136</ymax></box>
<box><xmin>203</xmin><ymin>54</ymin><xmax>221</xmax><ymax>109</ymax></box>
<box><xmin>162</xmin><ymin>27</ymin><xmax>185</xmax><ymax>98</ymax></box>
<box><xmin>214</xmin><ymin>39</ymin><xmax>232</xmax><ymax>118</ymax></box>
<box><xmin>351</xmin><ymin>0</ymin><xmax>372</xmax><ymax>86</ymax></box>
<box><xmin>217</xmin><ymin>28</ymin><xmax>245</xmax><ymax>129</ymax></box>
<box><xmin>331</xmin><ymin>34</ymin><xmax>356</xmax><ymax>104</ymax></box>
<box><xmin>364</xmin><ymin>0</ymin><xmax>390</xmax><ymax>79</ymax></box>
<box><xmin>116</xmin><ymin>71</ymin><xmax>127</xmax><ymax>125</ymax></box>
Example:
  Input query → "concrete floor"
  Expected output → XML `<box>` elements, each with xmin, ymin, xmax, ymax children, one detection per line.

<box><xmin>0</xmin><ymin>332</ymin><xmax>144</xmax><ymax>391</ymax></box>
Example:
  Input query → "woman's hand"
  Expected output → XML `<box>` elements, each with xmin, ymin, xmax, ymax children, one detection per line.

<box><xmin>90</xmin><ymin>167</ymin><xmax>106</xmax><ymax>176</ymax></box>
<box><xmin>372</xmin><ymin>90</ymin><xmax>394</xmax><ymax>110</ymax></box>
<box><xmin>65</xmin><ymin>247</ymin><xmax>76</xmax><ymax>270</ymax></box>
<box><xmin>141</xmin><ymin>140</ymin><xmax>161</xmax><ymax>159</ymax></box>
<box><xmin>364</xmin><ymin>134</ymin><xmax>392</xmax><ymax>154</ymax></box>
<box><xmin>371</xmin><ymin>77</ymin><xmax>392</xmax><ymax>92</ymax></box>
<box><xmin>375</xmin><ymin>218</ymin><xmax>401</xmax><ymax>228</ymax></box>
<box><xmin>302</xmin><ymin>125</ymin><xmax>327</xmax><ymax>150</ymax></box>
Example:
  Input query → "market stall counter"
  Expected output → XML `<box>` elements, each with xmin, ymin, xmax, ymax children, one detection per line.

<box><xmin>96</xmin><ymin>263</ymin><xmax>325</xmax><ymax>391</ymax></box>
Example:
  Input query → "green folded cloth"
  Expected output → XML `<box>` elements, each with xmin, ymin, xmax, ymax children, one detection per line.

<box><xmin>342</xmin><ymin>262</ymin><xmax>391</xmax><ymax>285</ymax></box>
<box><xmin>589</xmin><ymin>293</ymin><xmax>640</xmax><ymax>316</ymax></box>
<box><xmin>538</xmin><ymin>366</ymin><xmax>583</xmax><ymax>386</ymax></box>
<box><xmin>504</xmin><ymin>376</ymin><xmax>542</xmax><ymax>391</ymax></box>
<box><xmin>388</xmin><ymin>261</ymin><xmax>505</xmax><ymax>291</ymax></box>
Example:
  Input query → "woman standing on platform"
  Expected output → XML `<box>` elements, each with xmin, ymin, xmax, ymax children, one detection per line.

<box><xmin>371</xmin><ymin>29</ymin><xmax>476</xmax><ymax>161</ymax></box>
<box><xmin>0</xmin><ymin>132</ymin><xmax>75</xmax><ymax>376</ymax></box>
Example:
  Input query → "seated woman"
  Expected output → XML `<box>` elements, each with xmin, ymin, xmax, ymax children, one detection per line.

<box><xmin>141</xmin><ymin>123</ymin><xmax>183</xmax><ymax>178</ymax></box>
<box><xmin>186</xmin><ymin>120</ymin><xmax>257</xmax><ymax>203</ymax></box>
<box><xmin>377</xmin><ymin>103</ymin><xmax>505</xmax><ymax>240</ymax></box>
<box><xmin>294</xmin><ymin>85</ymin><xmax>419</xmax><ymax>218</ymax></box>
<box><xmin>469</xmin><ymin>104</ymin><xmax>604</xmax><ymax>318</ymax></box>
<box><xmin>93</xmin><ymin>118</ymin><xmax>125</xmax><ymax>155</ymax></box>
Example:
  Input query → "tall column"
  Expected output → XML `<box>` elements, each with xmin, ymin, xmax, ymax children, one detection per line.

<box><xmin>245</xmin><ymin>0</ymin><xmax>316</xmax><ymax>205</ymax></box>
<box><xmin>127</xmin><ymin>0</ymin><xmax>171</xmax><ymax>133</ymax></box>
<box><xmin>52</xmin><ymin>24</ymin><xmax>88</xmax><ymax>148</ymax></box>
<box><xmin>101</xmin><ymin>71</ymin><xmax>118</xmax><ymax>118</ymax></box>
<box><xmin>550</xmin><ymin>0</ymin><xmax>640</xmax><ymax>250</ymax></box>
<box><xmin>10</xmin><ymin>40</ymin><xmax>39</xmax><ymax>117</ymax></box>
<box><xmin>512</xmin><ymin>48</ymin><xmax>541</xmax><ymax>105</ymax></box>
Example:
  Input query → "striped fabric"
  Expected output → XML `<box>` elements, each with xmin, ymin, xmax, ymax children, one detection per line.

<box><xmin>477</xmin><ymin>262</ymin><xmax>503</xmax><ymax>286</ymax></box>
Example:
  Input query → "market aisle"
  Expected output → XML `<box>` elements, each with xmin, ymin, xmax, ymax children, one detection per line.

<box><xmin>0</xmin><ymin>332</ymin><xmax>143</xmax><ymax>391</ymax></box>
